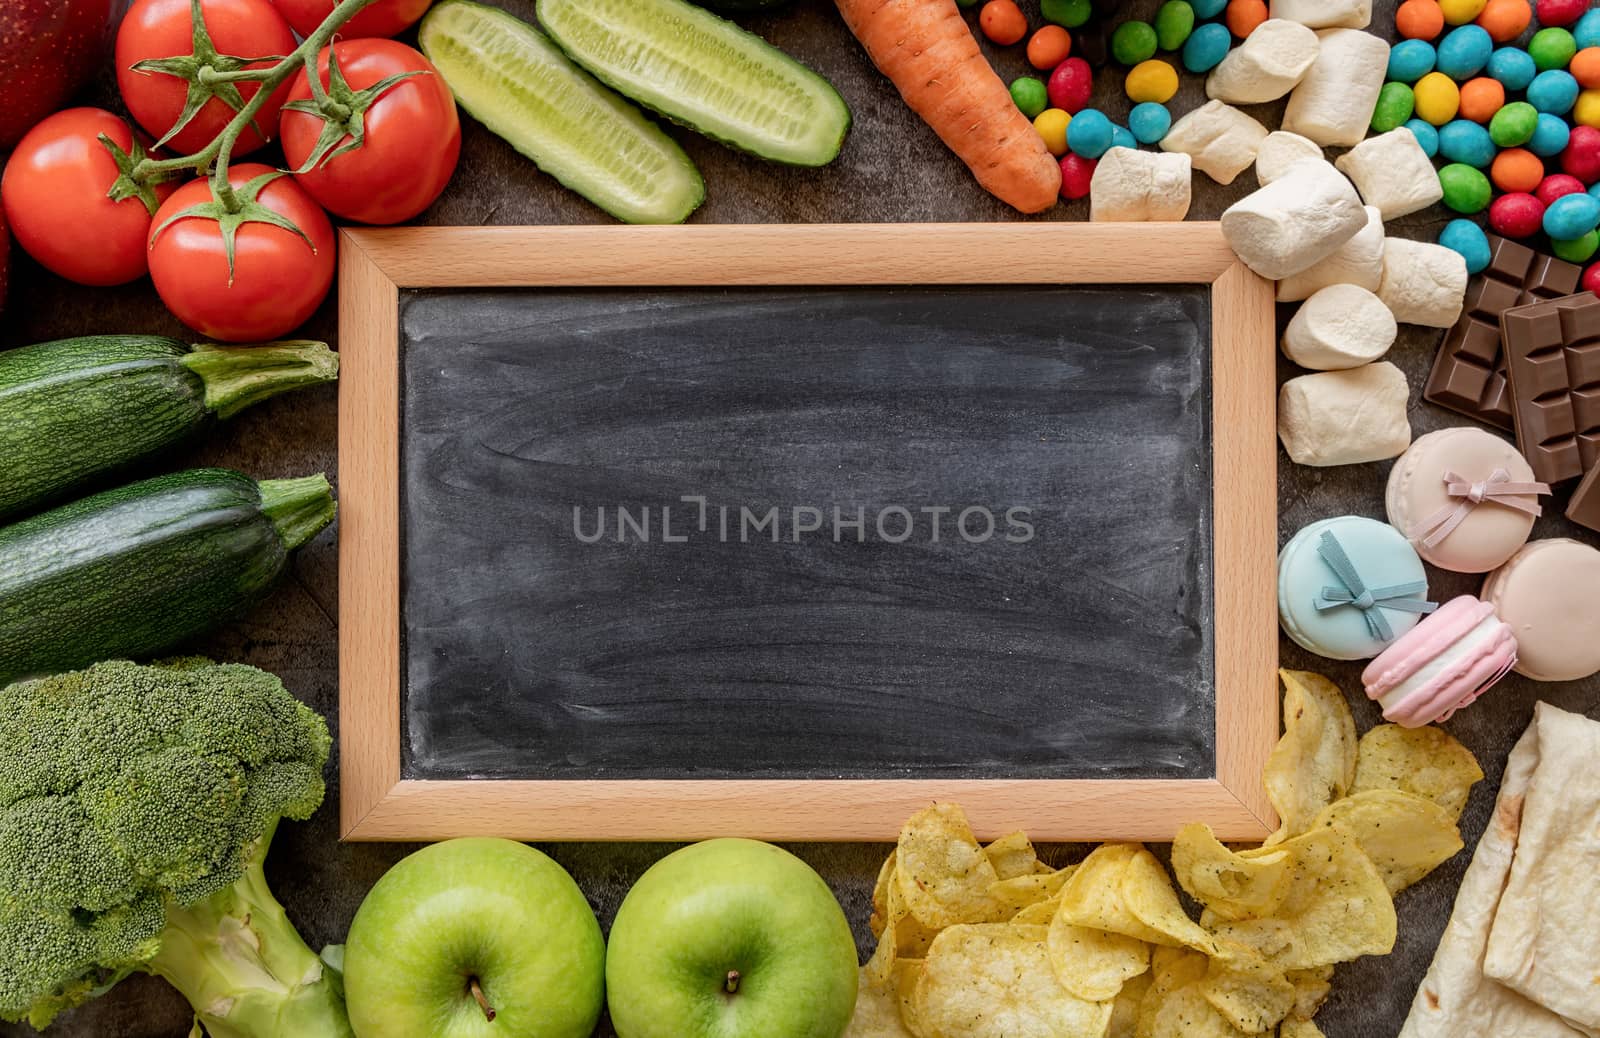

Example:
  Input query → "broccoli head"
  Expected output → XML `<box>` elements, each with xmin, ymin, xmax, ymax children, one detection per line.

<box><xmin>0</xmin><ymin>659</ymin><xmax>351</xmax><ymax>1036</ymax></box>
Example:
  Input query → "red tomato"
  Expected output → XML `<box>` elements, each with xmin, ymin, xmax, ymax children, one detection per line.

<box><xmin>116</xmin><ymin>0</ymin><xmax>297</xmax><ymax>156</ymax></box>
<box><xmin>0</xmin><ymin>0</ymin><xmax>117</xmax><ymax>150</ymax></box>
<box><xmin>148</xmin><ymin>163</ymin><xmax>336</xmax><ymax>342</ymax></box>
<box><xmin>281</xmin><ymin>39</ymin><xmax>460</xmax><ymax>225</ymax></box>
<box><xmin>270</xmin><ymin>0</ymin><xmax>432</xmax><ymax>39</ymax></box>
<box><xmin>1</xmin><ymin>108</ymin><xmax>177</xmax><ymax>286</ymax></box>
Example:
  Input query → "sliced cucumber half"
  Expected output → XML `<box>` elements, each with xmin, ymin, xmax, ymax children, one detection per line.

<box><xmin>536</xmin><ymin>0</ymin><xmax>851</xmax><ymax>167</ymax></box>
<box><xmin>419</xmin><ymin>0</ymin><xmax>704</xmax><ymax>224</ymax></box>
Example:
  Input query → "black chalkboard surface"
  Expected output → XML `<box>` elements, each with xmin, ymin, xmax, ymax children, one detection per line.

<box><xmin>398</xmin><ymin>285</ymin><xmax>1215</xmax><ymax>782</ymax></box>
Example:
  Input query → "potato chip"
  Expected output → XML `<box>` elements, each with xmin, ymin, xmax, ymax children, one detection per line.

<box><xmin>913</xmin><ymin>923</ymin><xmax>1115</xmax><ymax>1038</ymax></box>
<box><xmin>1010</xmin><ymin>898</ymin><xmax>1061</xmax><ymax>927</ymax></box>
<box><xmin>1171</xmin><ymin>823</ymin><xmax>1294</xmax><ymax>922</ymax></box>
<box><xmin>1136</xmin><ymin>946</ymin><xmax>1210</xmax><ymax>1036</ymax></box>
<box><xmin>1121</xmin><ymin>847</ymin><xmax>1222</xmax><ymax>955</ymax></box>
<box><xmin>1351</xmin><ymin>724</ymin><xmax>1484</xmax><ymax>824</ymax></box>
<box><xmin>985</xmin><ymin>831</ymin><xmax>1041</xmax><ymax>880</ymax></box>
<box><xmin>896</xmin><ymin>803</ymin><xmax>1008</xmax><ymax>928</ymax></box>
<box><xmin>1146</xmin><ymin>982</ymin><xmax>1253</xmax><ymax>1038</ymax></box>
<box><xmin>1310</xmin><ymin>789</ymin><xmax>1464</xmax><ymax>894</ymax></box>
<box><xmin>1208</xmin><ymin>827</ymin><xmax>1395</xmax><ymax>971</ymax></box>
<box><xmin>1058</xmin><ymin>844</ymin><xmax>1217</xmax><ymax>954</ymax></box>
<box><xmin>1264</xmin><ymin>671</ymin><xmax>1358</xmax><ymax>844</ymax></box>
<box><xmin>866</xmin><ymin>870</ymin><xmax>942</xmax><ymax>991</ymax></box>
<box><xmin>1046</xmin><ymin>913</ymin><xmax>1150</xmax><ymax>1001</ymax></box>
<box><xmin>1284</xmin><ymin>966</ymin><xmax>1332</xmax><ymax>1021</ymax></box>
<box><xmin>1277</xmin><ymin>1017</ymin><xmax>1326</xmax><ymax>1038</ymax></box>
<box><xmin>990</xmin><ymin>868</ymin><xmax>1073</xmax><ymax>914</ymax></box>
<box><xmin>872</xmin><ymin>852</ymin><xmax>898</xmax><ymax>939</ymax></box>
<box><xmin>846</xmin><ymin>968</ymin><xmax>920</xmax><ymax>1037</ymax></box>
<box><xmin>1108</xmin><ymin>971</ymin><xmax>1151</xmax><ymax>1038</ymax></box>
<box><xmin>1198</xmin><ymin>952</ymin><xmax>1295</xmax><ymax>1033</ymax></box>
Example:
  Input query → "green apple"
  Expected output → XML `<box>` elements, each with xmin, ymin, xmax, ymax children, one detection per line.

<box><xmin>342</xmin><ymin>838</ymin><xmax>605</xmax><ymax>1038</ymax></box>
<box><xmin>606</xmin><ymin>838</ymin><xmax>859</xmax><ymax>1038</ymax></box>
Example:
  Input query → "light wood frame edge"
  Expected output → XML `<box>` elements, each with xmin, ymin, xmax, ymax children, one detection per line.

<box><xmin>337</xmin><ymin>224</ymin><xmax>1279</xmax><ymax>843</ymax></box>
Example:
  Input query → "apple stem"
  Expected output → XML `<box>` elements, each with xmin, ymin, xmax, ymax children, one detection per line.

<box><xmin>725</xmin><ymin>970</ymin><xmax>741</xmax><ymax>995</ymax></box>
<box><xmin>469</xmin><ymin>977</ymin><xmax>496</xmax><ymax>1022</ymax></box>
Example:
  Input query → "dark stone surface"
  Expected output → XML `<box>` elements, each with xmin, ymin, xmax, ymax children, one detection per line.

<box><xmin>1</xmin><ymin>1</ymin><xmax>1596</xmax><ymax>1036</ymax></box>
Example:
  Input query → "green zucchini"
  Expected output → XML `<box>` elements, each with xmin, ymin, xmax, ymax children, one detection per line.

<box><xmin>419</xmin><ymin>0</ymin><xmax>705</xmax><ymax>224</ymax></box>
<box><xmin>0</xmin><ymin>336</ymin><xmax>338</xmax><ymax>522</ymax></box>
<box><xmin>536</xmin><ymin>0</ymin><xmax>850</xmax><ymax>166</ymax></box>
<box><xmin>0</xmin><ymin>468</ymin><xmax>336</xmax><ymax>684</ymax></box>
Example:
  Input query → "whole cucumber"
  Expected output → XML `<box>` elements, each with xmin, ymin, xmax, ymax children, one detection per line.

<box><xmin>0</xmin><ymin>335</ymin><xmax>338</xmax><ymax>521</ymax></box>
<box><xmin>0</xmin><ymin>468</ymin><xmax>336</xmax><ymax>684</ymax></box>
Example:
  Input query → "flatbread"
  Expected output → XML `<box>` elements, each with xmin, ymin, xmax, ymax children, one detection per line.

<box><xmin>1398</xmin><ymin>704</ymin><xmax>1589</xmax><ymax>1038</ymax></box>
<box><xmin>1482</xmin><ymin>705</ymin><xmax>1600</xmax><ymax>1035</ymax></box>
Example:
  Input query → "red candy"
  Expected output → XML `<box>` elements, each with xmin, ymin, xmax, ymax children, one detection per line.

<box><xmin>1059</xmin><ymin>153</ymin><xmax>1096</xmax><ymax>199</ymax></box>
<box><xmin>1586</xmin><ymin>262</ymin><xmax>1600</xmax><ymax>297</ymax></box>
<box><xmin>1048</xmin><ymin>57</ymin><xmax>1094</xmax><ymax>115</ymax></box>
<box><xmin>1536</xmin><ymin>0</ymin><xmax>1587</xmax><ymax>26</ymax></box>
<box><xmin>1562</xmin><ymin>125</ymin><xmax>1600</xmax><ymax>185</ymax></box>
<box><xmin>1490</xmin><ymin>192</ymin><xmax>1547</xmax><ymax>238</ymax></box>
<box><xmin>1537</xmin><ymin>173</ymin><xmax>1587</xmax><ymax>206</ymax></box>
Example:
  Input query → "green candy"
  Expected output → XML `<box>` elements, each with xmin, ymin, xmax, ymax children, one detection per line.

<box><xmin>1112</xmin><ymin>20</ymin><xmax>1159</xmax><ymax>66</ymax></box>
<box><xmin>1371</xmin><ymin>82</ymin><xmax>1416</xmax><ymax>133</ymax></box>
<box><xmin>1010</xmin><ymin>76</ymin><xmax>1049</xmax><ymax>119</ymax></box>
<box><xmin>1439</xmin><ymin>163</ymin><xmax>1492</xmax><ymax>214</ymax></box>
<box><xmin>1154</xmin><ymin>1</ymin><xmax>1195</xmax><ymax>51</ymax></box>
<box><xmin>1489</xmin><ymin>102</ymin><xmax>1539</xmax><ymax>147</ymax></box>
<box><xmin>1529</xmin><ymin>27</ymin><xmax>1577</xmax><ymax>72</ymax></box>
<box><xmin>1041</xmin><ymin>0</ymin><xmax>1093</xmax><ymax>27</ymax></box>
<box><xmin>1552</xmin><ymin>230</ymin><xmax>1600</xmax><ymax>263</ymax></box>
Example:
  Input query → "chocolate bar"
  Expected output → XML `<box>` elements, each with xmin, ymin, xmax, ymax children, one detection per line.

<box><xmin>1424</xmin><ymin>236</ymin><xmax>1582</xmax><ymax>431</ymax></box>
<box><xmin>1499</xmin><ymin>292</ymin><xmax>1600</xmax><ymax>484</ymax></box>
<box><xmin>1567</xmin><ymin>461</ymin><xmax>1600</xmax><ymax>533</ymax></box>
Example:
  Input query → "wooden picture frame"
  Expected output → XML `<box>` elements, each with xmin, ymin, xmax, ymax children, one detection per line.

<box><xmin>338</xmin><ymin>223</ymin><xmax>1278</xmax><ymax>843</ymax></box>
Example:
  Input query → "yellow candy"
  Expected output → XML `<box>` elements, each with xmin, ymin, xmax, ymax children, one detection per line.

<box><xmin>1576</xmin><ymin>89</ymin><xmax>1600</xmax><ymax>129</ymax></box>
<box><xmin>1034</xmin><ymin>108</ymin><xmax>1072</xmax><ymax>156</ymax></box>
<box><xmin>1438</xmin><ymin>0</ymin><xmax>1487</xmax><ymax>24</ymax></box>
<box><xmin>1125</xmin><ymin>59</ymin><xmax>1180</xmax><ymax>104</ymax></box>
<box><xmin>1414</xmin><ymin>72</ymin><xmax>1462</xmax><ymax>126</ymax></box>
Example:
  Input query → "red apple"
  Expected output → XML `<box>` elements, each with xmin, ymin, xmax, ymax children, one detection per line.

<box><xmin>0</xmin><ymin>0</ymin><xmax>118</xmax><ymax>150</ymax></box>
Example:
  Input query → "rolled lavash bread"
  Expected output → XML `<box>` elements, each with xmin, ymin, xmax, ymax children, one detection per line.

<box><xmin>1379</xmin><ymin>238</ymin><xmax>1468</xmax><ymax>328</ymax></box>
<box><xmin>1336</xmin><ymin>128</ymin><xmax>1445</xmax><ymax>220</ymax></box>
<box><xmin>1278</xmin><ymin>361</ymin><xmax>1411</xmax><ymax>466</ymax></box>
<box><xmin>1255</xmin><ymin>130</ymin><xmax>1323</xmax><ymax>186</ymax></box>
<box><xmin>1270</xmin><ymin>0</ymin><xmax>1372</xmax><ymax>29</ymax></box>
<box><xmin>1089</xmin><ymin>148</ymin><xmax>1192</xmax><ymax>221</ymax></box>
<box><xmin>1207</xmin><ymin>20</ymin><xmax>1320</xmax><ymax>104</ymax></box>
<box><xmin>1283</xmin><ymin>28</ymin><xmax>1391</xmax><ymax>147</ymax></box>
<box><xmin>1160</xmin><ymin>99</ymin><xmax>1268</xmax><ymax>185</ymax></box>
<box><xmin>1282</xmin><ymin>284</ymin><xmax>1398</xmax><ymax>369</ymax></box>
<box><xmin>1277</xmin><ymin>205</ymin><xmax>1384</xmax><ymax>301</ymax></box>
<box><xmin>1221</xmin><ymin>159</ymin><xmax>1366</xmax><ymax>280</ymax></box>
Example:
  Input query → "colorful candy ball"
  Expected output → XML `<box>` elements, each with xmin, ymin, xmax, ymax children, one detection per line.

<box><xmin>1126</xmin><ymin>59</ymin><xmax>1180</xmax><ymax>103</ymax></box>
<box><xmin>1128</xmin><ymin>101</ymin><xmax>1172</xmax><ymax>143</ymax></box>
<box><xmin>1011</xmin><ymin>76</ymin><xmax>1050</xmax><ymax>118</ymax></box>
<box><xmin>1576</xmin><ymin>89</ymin><xmax>1600</xmax><ymax>127</ymax></box>
<box><xmin>1066</xmin><ymin>107</ymin><xmax>1114</xmax><ymax>158</ymax></box>
<box><xmin>1373</xmin><ymin>82</ymin><xmax>1418</xmax><ymax>131</ymax></box>
<box><xmin>1476</xmin><ymin>0</ymin><xmax>1532</xmax><ymax>42</ymax></box>
<box><xmin>1578</xmin><ymin>9</ymin><xmax>1600</xmax><ymax>50</ymax></box>
<box><xmin>1398</xmin><ymin>0</ymin><xmax>1447</xmax><ymax>40</ymax></box>
<box><xmin>1415</xmin><ymin>71</ymin><xmax>1464</xmax><ymax>123</ymax></box>
<box><xmin>1584</xmin><ymin>259</ymin><xmax>1600</xmax><ymax>295</ymax></box>
<box><xmin>1536</xmin><ymin>0</ymin><xmax>1588</xmax><ymax>28</ymax></box>
<box><xmin>1489</xmin><ymin>192</ymin><xmax>1547</xmax><ymax>238</ymax></box>
<box><xmin>1544</xmin><ymin>191</ymin><xmax>1600</xmax><ymax>238</ymax></box>
<box><xmin>1224</xmin><ymin>0</ymin><xmax>1268</xmax><ymax>38</ymax></box>
<box><xmin>1562</xmin><ymin>124</ymin><xmax>1600</xmax><ymax>181</ymax></box>
<box><xmin>1437</xmin><ymin>24</ymin><xmax>1494</xmax><ymax>79</ymax></box>
<box><xmin>1529</xmin><ymin>111</ymin><xmax>1573</xmax><ymax>155</ymax></box>
<box><xmin>1034</xmin><ymin>108</ymin><xmax>1072</xmax><ymax>155</ymax></box>
<box><xmin>1552</xmin><ymin>229</ymin><xmax>1600</xmax><ymax>262</ymax></box>
<box><xmin>1405</xmin><ymin>118</ymin><xmax>1442</xmax><ymax>156</ymax></box>
<box><xmin>1489</xmin><ymin>101</ymin><xmax>1539</xmax><ymax>147</ymax></box>
<box><xmin>1110</xmin><ymin>123</ymin><xmax>1137</xmax><ymax>150</ymax></box>
<box><xmin>1530</xmin><ymin>28</ymin><xmax>1578</xmax><ymax>72</ymax></box>
<box><xmin>1528</xmin><ymin>69</ymin><xmax>1580</xmax><ymax>114</ymax></box>
<box><xmin>1440</xmin><ymin>162</ymin><xmax>1494</xmax><ymax>212</ymax></box>
<box><xmin>1190</xmin><ymin>0</ymin><xmax>1227</xmax><ymax>18</ymax></box>
<box><xmin>1389</xmin><ymin>39</ymin><xmax>1439</xmax><ymax>83</ymax></box>
<box><xmin>1041</xmin><ymin>0</ymin><xmax>1093</xmax><ymax>27</ymax></box>
<box><xmin>1439</xmin><ymin>0</ymin><xmax>1488</xmax><ymax>25</ymax></box>
<box><xmin>1537</xmin><ymin>172</ymin><xmax>1587</xmax><ymax>205</ymax></box>
<box><xmin>1182</xmin><ymin>22</ymin><xmax>1232</xmax><ymax>73</ymax></box>
<box><xmin>1572</xmin><ymin>48</ymin><xmax>1600</xmax><ymax>88</ymax></box>
<box><xmin>1488</xmin><ymin>46</ymin><xmax>1538</xmax><ymax>91</ymax></box>
<box><xmin>1028</xmin><ymin>26</ymin><xmax>1074</xmax><ymax>70</ymax></box>
<box><xmin>1059</xmin><ymin>153</ymin><xmax>1096</xmax><ymax>199</ymax></box>
<box><xmin>1458</xmin><ymin>76</ymin><xmax>1506</xmax><ymax>121</ymax></box>
<box><xmin>1439</xmin><ymin>118</ymin><xmax>1497</xmax><ymax>165</ymax></box>
<box><xmin>1440</xmin><ymin>217</ymin><xmax>1493</xmax><ymax>272</ymax></box>
<box><xmin>1112</xmin><ymin>20</ymin><xmax>1159</xmax><ymax>65</ymax></box>
<box><xmin>979</xmin><ymin>0</ymin><xmax>1029</xmax><ymax>45</ymax></box>
<box><xmin>1492</xmin><ymin>147</ymin><xmax>1545</xmax><ymax>192</ymax></box>
<box><xmin>1154</xmin><ymin>1</ymin><xmax>1195</xmax><ymax>50</ymax></box>
<box><xmin>1048</xmin><ymin>57</ymin><xmax>1095</xmax><ymax>113</ymax></box>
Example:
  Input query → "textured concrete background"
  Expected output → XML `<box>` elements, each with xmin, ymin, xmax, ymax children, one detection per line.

<box><xmin>2</xmin><ymin>0</ymin><xmax>1598</xmax><ymax>1035</ymax></box>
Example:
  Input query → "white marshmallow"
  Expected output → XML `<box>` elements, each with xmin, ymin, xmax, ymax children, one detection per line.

<box><xmin>1089</xmin><ymin>148</ymin><xmax>1192</xmax><ymax>222</ymax></box>
<box><xmin>1282</xmin><ymin>284</ymin><xmax>1398</xmax><ymax>370</ymax></box>
<box><xmin>1334</xmin><ymin>128</ymin><xmax>1445</xmax><ymax>221</ymax></box>
<box><xmin>1378</xmin><ymin>238</ymin><xmax>1468</xmax><ymax>328</ymax></box>
<box><xmin>1207</xmin><ymin>20</ymin><xmax>1321</xmax><ymax>105</ymax></box>
<box><xmin>1277</xmin><ymin>205</ymin><xmax>1384</xmax><ymax>301</ymax></box>
<box><xmin>1282</xmin><ymin>29</ymin><xmax>1390</xmax><ymax>147</ymax></box>
<box><xmin>1160</xmin><ymin>100</ymin><xmax>1269</xmax><ymax>186</ymax></box>
<box><xmin>1278</xmin><ymin>362</ymin><xmax>1412</xmax><ymax>467</ymax></box>
<box><xmin>1256</xmin><ymin>131</ymin><xmax>1323</xmax><ymax>186</ymax></box>
<box><xmin>1269</xmin><ymin>0</ymin><xmax>1372</xmax><ymax>29</ymax></box>
<box><xmin>1220</xmin><ymin>159</ymin><xmax>1366</xmax><ymax>280</ymax></box>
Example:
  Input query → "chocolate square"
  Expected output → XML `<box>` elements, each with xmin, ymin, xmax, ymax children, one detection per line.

<box><xmin>1500</xmin><ymin>293</ymin><xmax>1600</xmax><ymax>484</ymax></box>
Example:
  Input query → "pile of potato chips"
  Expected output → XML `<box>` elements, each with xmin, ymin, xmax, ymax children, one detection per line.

<box><xmin>846</xmin><ymin>670</ymin><xmax>1484</xmax><ymax>1038</ymax></box>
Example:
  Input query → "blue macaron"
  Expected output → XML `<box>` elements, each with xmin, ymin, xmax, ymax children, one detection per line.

<box><xmin>1278</xmin><ymin>516</ymin><xmax>1434</xmax><ymax>661</ymax></box>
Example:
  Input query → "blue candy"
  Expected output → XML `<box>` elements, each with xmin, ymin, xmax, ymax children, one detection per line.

<box><xmin>1488</xmin><ymin>47</ymin><xmax>1538</xmax><ymax>92</ymax></box>
<box><xmin>1438</xmin><ymin>119</ymin><xmax>1496</xmax><ymax>168</ymax></box>
<box><xmin>1439</xmin><ymin>219</ymin><xmax>1492</xmax><ymax>275</ymax></box>
<box><xmin>1388</xmin><ymin>40</ymin><xmax>1437</xmax><ymax>83</ymax></box>
<box><xmin>1182</xmin><ymin>22</ymin><xmax>1231</xmax><ymax>73</ymax></box>
<box><xmin>1067</xmin><ymin>109</ymin><xmax>1114</xmax><ymax>159</ymax></box>
<box><xmin>1529</xmin><ymin>112</ymin><xmax>1573</xmax><ymax>157</ymax></box>
<box><xmin>1128</xmin><ymin>102</ymin><xmax>1172</xmax><ymax>144</ymax></box>
<box><xmin>1110</xmin><ymin>124</ymin><xmax>1137</xmax><ymax>151</ymax></box>
<box><xmin>1575</xmin><ymin>9</ymin><xmax>1600</xmax><ymax>50</ymax></box>
<box><xmin>1528</xmin><ymin>70</ymin><xmax>1580</xmax><ymax>115</ymax></box>
<box><xmin>1190</xmin><ymin>0</ymin><xmax>1227</xmax><ymax>15</ymax></box>
<box><xmin>1404</xmin><ymin>119</ymin><xmax>1440</xmax><ymax>158</ymax></box>
<box><xmin>1544</xmin><ymin>193</ymin><xmax>1600</xmax><ymax>240</ymax></box>
<box><xmin>1437</xmin><ymin>25</ymin><xmax>1493</xmax><ymax>81</ymax></box>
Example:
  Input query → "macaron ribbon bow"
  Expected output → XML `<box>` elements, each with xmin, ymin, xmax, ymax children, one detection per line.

<box><xmin>1312</xmin><ymin>531</ymin><xmax>1437</xmax><ymax>642</ymax></box>
<box><xmin>1416</xmin><ymin>468</ymin><xmax>1549</xmax><ymax>549</ymax></box>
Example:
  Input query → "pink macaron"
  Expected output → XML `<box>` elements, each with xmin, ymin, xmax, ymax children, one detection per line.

<box><xmin>1361</xmin><ymin>596</ymin><xmax>1517</xmax><ymax>727</ymax></box>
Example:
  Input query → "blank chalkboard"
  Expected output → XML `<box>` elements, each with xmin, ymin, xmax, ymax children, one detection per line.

<box><xmin>337</xmin><ymin>224</ymin><xmax>1278</xmax><ymax>841</ymax></box>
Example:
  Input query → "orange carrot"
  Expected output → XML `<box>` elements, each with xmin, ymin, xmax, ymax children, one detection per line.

<box><xmin>836</xmin><ymin>0</ymin><xmax>1061</xmax><ymax>213</ymax></box>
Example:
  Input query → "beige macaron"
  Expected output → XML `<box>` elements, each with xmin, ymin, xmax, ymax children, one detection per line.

<box><xmin>1387</xmin><ymin>427</ymin><xmax>1544</xmax><ymax>574</ymax></box>
<box><xmin>1482</xmin><ymin>539</ymin><xmax>1600</xmax><ymax>682</ymax></box>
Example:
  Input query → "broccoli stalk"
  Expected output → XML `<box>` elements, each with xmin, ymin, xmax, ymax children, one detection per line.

<box><xmin>146</xmin><ymin>821</ymin><xmax>352</xmax><ymax>1038</ymax></box>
